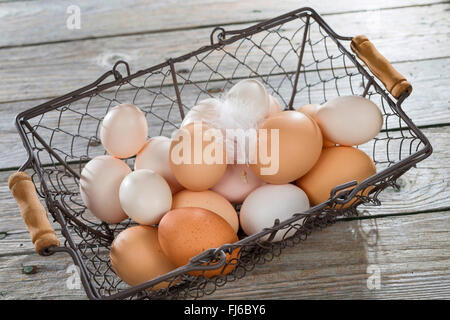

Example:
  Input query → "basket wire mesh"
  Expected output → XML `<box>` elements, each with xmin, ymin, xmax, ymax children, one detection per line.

<box><xmin>14</xmin><ymin>7</ymin><xmax>432</xmax><ymax>300</ymax></box>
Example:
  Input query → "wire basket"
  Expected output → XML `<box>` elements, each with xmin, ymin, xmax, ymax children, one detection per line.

<box><xmin>10</xmin><ymin>7</ymin><xmax>432</xmax><ymax>300</ymax></box>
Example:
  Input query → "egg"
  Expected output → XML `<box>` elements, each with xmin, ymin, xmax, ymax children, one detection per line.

<box><xmin>172</xmin><ymin>189</ymin><xmax>239</xmax><ymax>233</ymax></box>
<box><xmin>296</xmin><ymin>146</ymin><xmax>377</xmax><ymax>206</ymax></box>
<box><xmin>250</xmin><ymin>111</ymin><xmax>323</xmax><ymax>184</ymax></box>
<box><xmin>315</xmin><ymin>96</ymin><xmax>383</xmax><ymax>146</ymax></box>
<box><xmin>239</xmin><ymin>184</ymin><xmax>310</xmax><ymax>242</ymax></box>
<box><xmin>110</xmin><ymin>226</ymin><xmax>176</xmax><ymax>288</ymax></box>
<box><xmin>80</xmin><ymin>155</ymin><xmax>131</xmax><ymax>224</ymax></box>
<box><xmin>296</xmin><ymin>103</ymin><xmax>319</xmax><ymax>117</ymax></box>
<box><xmin>119</xmin><ymin>169</ymin><xmax>172</xmax><ymax>225</ymax></box>
<box><xmin>135</xmin><ymin>136</ymin><xmax>183</xmax><ymax>194</ymax></box>
<box><xmin>158</xmin><ymin>207</ymin><xmax>239</xmax><ymax>277</ymax></box>
<box><xmin>268</xmin><ymin>95</ymin><xmax>283</xmax><ymax>116</ymax></box>
<box><xmin>211</xmin><ymin>164</ymin><xmax>266</xmax><ymax>204</ymax></box>
<box><xmin>296</xmin><ymin>104</ymin><xmax>336</xmax><ymax>147</ymax></box>
<box><xmin>169</xmin><ymin>122</ymin><xmax>227</xmax><ymax>191</ymax></box>
<box><xmin>100</xmin><ymin>103</ymin><xmax>148</xmax><ymax>158</ymax></box>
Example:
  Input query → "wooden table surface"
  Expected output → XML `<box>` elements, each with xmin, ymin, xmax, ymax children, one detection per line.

<box><xmin>0</xmin><ymin>0</ymin><xmax>449</xmax><ymax>300</ymax></box>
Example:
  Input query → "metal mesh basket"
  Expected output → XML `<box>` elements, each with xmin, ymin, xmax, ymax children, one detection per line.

<box><xmin>12</xmin><ymin>7</ymin><xmax>432</xmax><ymax>300</ymax></box>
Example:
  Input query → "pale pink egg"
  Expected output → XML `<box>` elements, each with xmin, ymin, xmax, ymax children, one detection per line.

<box><xmin>135</xmin><ymin>136</ymin><xmax>183</xmax><ymax>194</ymax></box>
<box><xmin>80</xmin><ymin>155</ymin><xmax>131</xmax><ymax>224</ymax></box>
<box><xmin>100</xmin><ymin>104</ymin><xmax>148</xmax><ymax>159</ymax></box>
<box><xmin>211</xmin><ymin>164</ymin><xmax>266</xmax><ymax>204</ymax></box>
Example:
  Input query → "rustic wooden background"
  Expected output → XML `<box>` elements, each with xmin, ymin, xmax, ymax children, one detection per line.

<box><xmin>0</xmin><ymin>0</ymin><xmax>449</xmax><ymax>299</ymax></box>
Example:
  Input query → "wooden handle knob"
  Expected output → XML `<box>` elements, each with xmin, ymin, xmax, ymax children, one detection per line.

<box><xmin>351</xmin><ymin>35</ymin><xmax>412</xmax><ymax>99</ymax></box>
<box><xmin>8</xmin><ymin>172</ymin><xmax>60</xmax><ymax>255</ymax></box>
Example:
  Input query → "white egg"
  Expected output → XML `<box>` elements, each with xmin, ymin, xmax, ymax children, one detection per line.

<box><xmin>135</xmin><ymin>136</ymin><xmax>183</xmax><ymax>194</ymax></box>
<box><xmin>80</xmin><ymin>155</ymin><xmax>131</xmax><ymax>224</ymax></box>
<box><xmin>100</xmin><ymin>104</ymin><xmax>148</xmax><ymax>159</ymax></box>
<box><xmin>315</xmin><ymin>96</ymin><xmax>383</xmax><ymax>146</ymax></box>
<box><xmin>119</xmin><ymin>169</ymin><xmax>172</xmax><ymax>225</ymax></box>
<box><xmin>239</xmin><ymin>184</ymin><xmax>310</xmax><ymax>242</ymax></box>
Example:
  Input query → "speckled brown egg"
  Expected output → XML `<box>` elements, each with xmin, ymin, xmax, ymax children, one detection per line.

<box><xmin>172</xmin><ymin>189</ymin><xmax>239</xmax><ymax>233</ymax></box>
<box><xmin>158</xmin><ymin>207</ymin><xmax>239</xmax><ymax>277</ymax></box>
<box><xmin>110</xmin><ymin>226</ymin><xmax>176</xmax><ymax>289</ymax></box>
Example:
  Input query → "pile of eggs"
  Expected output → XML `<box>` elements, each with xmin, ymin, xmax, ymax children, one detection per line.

<box><xmin>79</xmin><ymin>79</ymin><xmax>382</xmax><ymax>288</ymax></box>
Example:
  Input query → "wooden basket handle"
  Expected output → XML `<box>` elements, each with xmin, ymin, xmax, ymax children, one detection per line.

<box><xmin>351</xmin><ymin>35</ymin><xmax>412</xmax><ymax>99</ymax></box>
<box><xmin>8</xmin><ymin>172</ymin><xmax>60</xmax><ymax>255</ymax></box>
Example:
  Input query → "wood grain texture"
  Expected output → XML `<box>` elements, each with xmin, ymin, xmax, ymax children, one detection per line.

<box><xmin>0</xmin><ymin>3</ymin><xmax>448</xmax><ymax>103</ymax></box>
<box><xmin>205</xmin><ymin>212</ymin><xmax>450</xmax><ymax>299</ymax></box>
<box><xmin>1</xmin><ymin>211</ymin><xmax>449</xmax><ymax>300</ymax></box>
<box><xmin>0</xmin><ymin>0</ymin><xmax>444</xmax><ymax>47</ymax></box>
<box><xmin>0</xmin><ymin>0</ymin><xmax>449</xmax><ymax>301</ymax></box>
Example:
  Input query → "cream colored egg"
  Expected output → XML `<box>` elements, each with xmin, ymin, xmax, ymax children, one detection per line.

<box><xmin>119</xmin><ymin>169</ymin><xmax>172</xmax><ymax>225</ymax></box>
<box><xmin>315</xmin><ymin>96</ymin><xmax>383</xmax><ymax>146</ymax></box>
<box><xmin>135</xmin><ymin>136</ymin><xmax>183</xmax><ymax>194</ymax></box>
<box><xmin>80</xmin><ymin>155</ymin><xmax>131</xmax><ymax>224</ymax></box>
<box><xmin>100</xmin><ymin>103</ymin><xmax>148</xmax><ymax>158</ymax></box>
<box><xmin>239</xmin><ymin>184</ymin><xmax>310</xmax><ymax>242</ymax></box>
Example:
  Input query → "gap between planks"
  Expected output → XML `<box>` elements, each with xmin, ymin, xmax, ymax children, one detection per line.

<box><xmin>0</xmin><ymin>0</ymin><xmax>446</xmax><ymax>49</ymax></box>
<box><xmin>0</xmin><ymin>3</ymin><xmax>448</xmax><ymax>104</ymax></box>
<box><xmin>1</xmin><ymin>210</ymin><xmax>449</xmax><ymax>300</ymax></box>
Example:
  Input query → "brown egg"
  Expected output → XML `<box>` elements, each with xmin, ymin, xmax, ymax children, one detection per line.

<box><xmin>296</xmin><ymin>104</ymin><xmax>335</xmax><ymax>147</ymax></box>
<box><xmin>110</xmin><ymin>226</ymin><xmax>176</xmax><ymax>289</ymax></box>
<box><xmin>172</xmin><ymin>190</ymin><xmax>239</xmax><ymax>233</ymax></box>
<box><xmin>296</xmin><ymin>146</ymin><xmax>376</xmax><ymax>207</ymax></box>
<box><xmin>250</xmin><ymin>111</ymin><xmax>323</xmax><ymax>184</ymax></box>
<box><xmin>169</xmin><ymin>122</ymin><xmax>227</xmax><ymax>191</ymax></box>
<box><xmin>158</xmin><ymin>207</ymin><xmax>239</xmax><ymax>277</ymax></box>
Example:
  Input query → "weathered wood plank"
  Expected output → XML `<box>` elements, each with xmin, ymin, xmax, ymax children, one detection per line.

<box><xmin>0</xmin><ymin>0</ymin><xmax>444</xmax><ymax>47</ymax></box>
<box><xmin>0</xmin><ymin>4</ymin><xmax>448</xmax><ymax>103</ymax></box>
<box><xmin>1</xmin><ymin>211</ymin><xmax>449</xmax><ymax>299</ymax></box>
<box><xmin>205</xmin><ymin>212</ymin><xmax>450</xmax><ymax>299</ymax></box>
<box><xmin>1</xmin><ymin>57</ymin><xmax>449</xmax><ymax>169</ymax></box>
<box><xmin>0</xmin><ymin>126</ymin><xmax>448</xmax><ymax>256</ymax></box>
<box><xmin>0</xmin><ymin>253</ymin><xmax>87</xmax><ymax>300</ymax></box>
